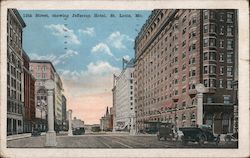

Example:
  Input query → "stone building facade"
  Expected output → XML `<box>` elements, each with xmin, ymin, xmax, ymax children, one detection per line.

<box><xmin>100</xmin><ymin>107</ymin><xmax>113</xmax><ymax>131</ymax></box>
<box><xmin>7</xmin><ymin>9</ymin><xmax>26</xmax><ymax>135</ymax></box>
<box><xmin>112</xmin><ymin>59</ymin><xmax>135</xmax><ymax>133</ymax></box>
<box><xmin>134</xmin><ymin>9</ymin><xmax>238</xmax><ymax>134</ymax></box>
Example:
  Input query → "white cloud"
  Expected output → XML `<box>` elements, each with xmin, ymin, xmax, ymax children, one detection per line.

<box><xmin>91</xmin><ymin>42</ymin><xmax>113</xmax><ymax>56</ymax></box>
<box><xmin>107</xmin><ymin>31</ymin><xmax>134</xmax><ymax>49</ymax></box>
<box><xmin>30</xmin><ymin>49</ymin><xmax>79</xmax><ymax>66</ymax></box>
<box><xmin>78</xmin><ymin>27</ymin><xmax>95</xmax><ymax>37</ymax></box>
<box><xmin>45</xmin><ymin>24</ymin><xmax>80</xmax><ymax>45</ymax></box>
<box><xmin>87</xmin><ymin>61</ymin><xmax>120</xmax><ymax>75</ymax></box>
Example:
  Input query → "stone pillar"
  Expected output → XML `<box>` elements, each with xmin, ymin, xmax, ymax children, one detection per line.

<box><xmin>197</xmin><ymin>93</ymin><xmax>203</xmax><ymax>126</ymax></box>
<box><xmin>45</xmin><ymin>90</ymin><xmax>57</xmax><ymax>147</ymax></box>
<box><xmin>130</xmin><ymin>116</ymin><xmax>135</xmax><ymax>135</ymax></box>
<box><xmin>68</xmin><ymin>110</ymin><xmax>73</xmax><ymax>136</ymax></box>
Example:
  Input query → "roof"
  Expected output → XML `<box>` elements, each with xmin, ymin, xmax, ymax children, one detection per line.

<box><xmin>11</xmin><ymin>9</ymin><xmax>26</xmax><ymax>28</ymax></box>
<box><xmin>30</xmin><ymin>60</ymin><xmax>57</xmax><ymax>73</ymax></box>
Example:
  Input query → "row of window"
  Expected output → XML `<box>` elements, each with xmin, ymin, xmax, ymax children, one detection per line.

<box><xmin>7</xmin><ymin>100</ymin><xmax>23</xmax><ymax>114</ymax></box>
<box><xmin>203</xmin><ymin>38</ymin><xmax>234</xmax><ymax>49</ymax></box>
<box><xmin>203</xmin><ymin>78</ymin><xmax>233</xmax><ymax>89</ymax></box>
<box><xmin>203</xmin><ymin>10</ymin><xmax>234</xmax><ymax>23</ymax></box>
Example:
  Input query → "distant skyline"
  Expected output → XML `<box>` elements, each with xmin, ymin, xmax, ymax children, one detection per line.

<box><xmin>20</xmin><ymin>10</ymin><xmax>151</xmax><ymax>124</ymax></box>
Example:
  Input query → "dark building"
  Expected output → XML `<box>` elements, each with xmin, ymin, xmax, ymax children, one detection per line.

<box><xmin>61</xmin><ymin>94</ymin><xmax>67</xmax><ymax>130</ymax></box>
<box><xmin>22</xmin><ymin>50</ymin><xmax>36</xmax><ymax>133</ymax></box>
<box><xmin>134</xmin><ymin>9</ymin><xmax>238</xmax><ymax>134</ymax></box>
<box><xmin>7</xmin><ymin>9</ymin><xmax>26</xmax><ymax>135</ymax></box>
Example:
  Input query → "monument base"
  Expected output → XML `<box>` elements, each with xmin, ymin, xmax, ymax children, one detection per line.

<box><xmin>129</xmin><ymin>129</ymin><xmax>136</xmax><ymax>136</ymax></box>
<box><xmin>68</xmin><ymin>130</ymin><xmax>73</xmax><ymax>136</ymax></box>
<box><xmin>45</xmin><ymin>131</ymin><xmax>57</xmax><ymax>147</ymax></box>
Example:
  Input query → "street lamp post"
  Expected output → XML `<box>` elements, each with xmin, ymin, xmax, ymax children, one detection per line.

<box><xmin>68</xmin><ymin>109</ymin><xmax>73</xmax><ymax>136</ymax></box>
<box><xmin>44</xmin><ymin>80</ymin><xmax>57</xmax><ymax>147</ymax></box>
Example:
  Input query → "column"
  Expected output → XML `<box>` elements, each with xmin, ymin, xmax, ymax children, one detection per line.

<box><xmin>197</xmin><ymin>93</ymin><xmax>203</xmax><ymax>126</ymax></box>
<box><xmin>68</xmin><ymin>110</ymin><xmax>73</xmax><ymax>136</ymax></box>
<box><xmin>11</xmin><ymin>118</ymin><xmax>13</xmax><ymax>135</ymax></box>
<box><xmin>45</xmin><ymin>90</ymin><xmax>57</xmax><ymax>147</ymax></box>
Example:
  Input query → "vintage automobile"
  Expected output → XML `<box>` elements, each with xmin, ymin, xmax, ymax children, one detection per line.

<box><xmin>179</xmin><ymin>126</ymin><xmax>220</xmax><ymax>146</ymax></box>
<box><xmin>157</xmin><ymin>122</ymin><xmax>175</xmax><ymax>141</ymax></box>
<box><xmin>31</xmin><ymin>129</ymin><xmax>41</xmax><ymax>136</ymax></box>
<box><xmin>73</xmin><ymin>127</ymin><xmax>85</xmax><ymax>135</ymax></box>
<box><xmin>224</xmin><ymin>132</ymin><xmax>238</xmax><ymax>142</ymax></box>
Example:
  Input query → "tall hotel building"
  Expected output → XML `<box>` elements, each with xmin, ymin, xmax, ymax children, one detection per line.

<box><xmin>7</xmin><ymin>9</ymin><xmax>26</xmax><ymax>135</ymax></box>
<box><xmin>30</xmin><ymin>60</ymin><xmax>56</xmax><ymax>131</ymax></box>
<box><xmin>134</xmin><ymin>9</ymin><xmax>238</xmax><ymax>134</ymax></box>
<box><xmin>112</xmin><ymin>59</ymin><xmax>135</xmax><ymax>132</ymax></box>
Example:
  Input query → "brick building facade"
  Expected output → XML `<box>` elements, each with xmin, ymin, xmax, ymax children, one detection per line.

<box><xmin>22</xmin><ymin>51</ymin><xmax>36</xmax><ymax>133</ymax></box>
<box><xmin>134</xmin><ymin>9</ymin><xmax>238</xmax><ymax>134</ymax></box>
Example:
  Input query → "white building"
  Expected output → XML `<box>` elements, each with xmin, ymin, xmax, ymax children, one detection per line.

<box><xmin>113</xmin><ymin>59</ymin><xmax>135</xmax><ymax>134</ymax></box>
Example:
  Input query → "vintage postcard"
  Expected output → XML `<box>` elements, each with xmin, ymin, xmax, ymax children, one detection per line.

<box><xmin>0</xmin><ymin>0</ymin><xmax>249</xmax><ymax>157</ymax></box>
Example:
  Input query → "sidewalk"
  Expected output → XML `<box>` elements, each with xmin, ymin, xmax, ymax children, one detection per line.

<box><xmin>7</xmin><ymin>133</ymin><xmax>31</xmax><ymax>141</ymax></box>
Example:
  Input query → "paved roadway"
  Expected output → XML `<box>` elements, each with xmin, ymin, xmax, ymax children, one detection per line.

<box><xmin>7</xmin><ymin>133</ymin><xmax>237</xmax><ymax>148</ymax></box>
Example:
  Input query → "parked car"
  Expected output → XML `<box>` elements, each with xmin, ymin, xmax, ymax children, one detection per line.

<box><xmin>31</xmin><ymin>129</ymin><xmax>41</xmax><ymax>136</ymax></box>
<box><xmin>224</xmin><ymin>132</ymin><xmax>238</xmax><ymax>142</ymax></box>
<box><xmin>157</xmin><ymin>123</ymin><xmax>174</xmax><ymax>141</ymax></box>
<box><xmin>179</xmin><ymin>126</ymin><xmax>220</xmax><ymax>146</ymax></box>
<box><xmin>73</xmin><ymin>127</ymin><xmax>85</xmax><ymax>135</ymax></box>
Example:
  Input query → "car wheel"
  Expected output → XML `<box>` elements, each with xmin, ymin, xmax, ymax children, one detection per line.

<box><xmin>157</xmin><ymin>135</ymin><xmax>160</xmax><ymax>141</ymax></box>
<box><xmin>199</xmin><ymin>135</ymin><xmax>205</xmax><ymax>146</ymax></box>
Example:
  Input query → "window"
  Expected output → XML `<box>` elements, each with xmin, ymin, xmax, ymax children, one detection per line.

<box><xmin>210</xmin><ymin>65</ymin><xmax>216</xmax><ymax>74</ymax></box>
<box><xmin>227</xmin><ymin>25</ymin><xmax>233</xmax><ymax>36</ymax></box>
<box><xmin>220</xmin><ymin>66</ymin><xmax>224</xmax><ymax>75</ymax></box>
<box><xmin>204</xmin><ymin>79</ymin><xmax>209</xmax><ymax>87</ymax></box>
<box><xmin>189</xmin><ymin>69</ymin><xmax>196</xmax><ymax>77</ymax></box>
<box><xmin>210</xmin><ymin>24</ymin><xmax>216</xmax><ymax>33</ymax></box>
<box><xmin>182</xmin><ymin>28</ymin><xmax>186</xmax><ymax>35</ymax></box>
<box><xmin>203</xmin><ymin>66</ymin><xmax>208</xmax><ymax>74</ymax></box>
<box><xmin>227</xmin><ymin>53</ymin><xmax>233</xmax><ymax>63</ymax></box>
<box><xmin>219</xmin><ymin>79</ymin><xmax>223</xmax><ymax>88</ymax></box>
<box><xmin>209</xmin><ymin>38</ymin><xmax>216</xmax><ymax>47</ymax></box>
<box><xmin>227</xmin><ymin>66</ymin><xmax>233</xmax><ymax>76</ymax></box>
<box><xmin>189</xmin><ymin>31</ymin><xmax>196</xmax><ymax>39</ymax></box>
<box><xmin>209</xmin><ymin>52</ymin><xmax>216</xmax><ymax>60</ymax></box>
<box><xmin>182</xmin><ymin>88</ymin><xmax>186</xmax><ymax>93</ymax></box>
<box><xmin>210</xmin><ymin>11</ymin><xmax>215</xmax><ymax>19</ymax></box>
<box><xmin>182</xmin><ymin>52</ymin><xmax>186</xmax><ymax>59</ymax></box>
<box><xmin>37</xmin><ymin>66</ymin><xmax>40</xmax><ymax>71</ymax></box>
<box><xmin>219</xmin><ymin>53</ymin><xmax>224</xmax><ymax>62</ymax></box>
<box><xmin>210</xmin><ymin>79</ymin><xmax>216</xmax><ymax>87</ymax></box>
<box><xmin>182</xmin><ymin>64</ymin><xmax>186</xmax><ymax>70</ymax></box>
<box><xmin>189</xmin><ymin>43</ymin><xmax>196</xmax><ymax>52</ymax></box>
<box><xmin>219</xmin><ymin>26</ymin><xmax>224</xmax><ymax>35</ymax></box>
<box><xmin>219</xmin><ymin>13</ymin><xmax>224</xmax><ymax>21</ymax></box>
<box><xmin>204</xmin><ymin>52</ymin><xmax>209</xmax><ymax>60</ymax></box>
<box><xmin>227</xmin><ymin>13</ymin><xmax>233</xmax><ymax>23</ymax></box>
<box><xmin>182</xmin><ymin>75</ymin><xmax>186</xmax><ymax>82</ymax></box>
<box><xmin>204</xmin><ymin>10</ymin><xmax>209</xmax><ymax>20</ymax></box>
<box><xmin>182</xmin><ymin>40</ymin><xmax>186</xmax><ymax>47</ymax></box>
<box><xmin>204</xmin><ymin>25</ymin><xmax>209</xmax><ymax>33</ymax></box>
<box><xmin>224</xmin><ymin>95</ymin><xmax>231</xmax><ymax>104</ymax></box>
<box><xmin>227</xmin><ymin>39</ymin><xmax>233</xmax><ymax>50</ymax></box>
<box><xmin>189</xmin><ymin>57</ymin><xmax>195</xmax><ymax>64</ymax></box>
<box><xmin>227</xmin><ymin>80</ymin><xmax>233</xmax><ymax>89</ymax></box>
<box><xmin>203</xmin><ymin>39</ymin><xmax>209</xmax><ymax>47</ymax></box>
<box><xmin>219</xmin><ymin>40</ymin><xmax>224</xmax><ymax>48</ymax></box>
<box><xmin>37</xmin><ymin>73</ymin><xmax>41</xmax><ymax>79</ymax></box>
<box><xmin>43</xmin><ymin>66</ymin><xmax>47</xmax><ymax>71</ymax></box>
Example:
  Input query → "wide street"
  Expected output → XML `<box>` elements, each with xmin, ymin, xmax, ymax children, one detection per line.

<box><xmin>7</xmin><ymin>133</ymin><xmax>237</xmax><ymax>148</ymax></box>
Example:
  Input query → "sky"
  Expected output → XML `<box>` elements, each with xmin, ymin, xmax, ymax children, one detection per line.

<box><xmin>19</xmin><ymin>10</ymin><xmax>151</xmax><ymax>124</ymax></box>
